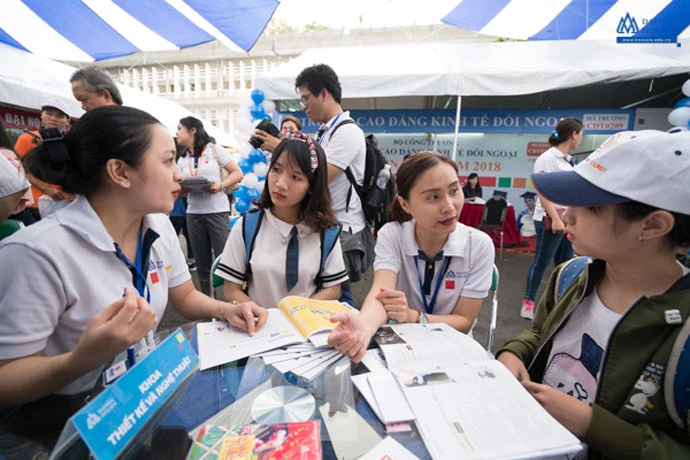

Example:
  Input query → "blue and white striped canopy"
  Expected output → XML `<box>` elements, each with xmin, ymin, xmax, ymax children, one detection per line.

<box><xmin>442</xmin><ymin>0</ymin><xmax>690</xmax><ymax>42</ymax></box>
<box><xmin>0</xmin><ymin>0</ymin><xmax>279</xmax><ymax>62</ymax></box>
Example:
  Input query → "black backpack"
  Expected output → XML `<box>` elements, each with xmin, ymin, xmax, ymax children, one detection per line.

<box><xmin>328</xmin><ymin>119</ymin><xmax>396</xmax><ymax>230</ymax></box>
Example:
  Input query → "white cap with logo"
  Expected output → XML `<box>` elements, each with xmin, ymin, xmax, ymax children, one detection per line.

<box><xmin>531</xmin><ymin>130</ymin><xmax>690</xmax><ymax>215</ymax></box>
<box><xmin>41</xmin><ymin>98</ymin><xmax>70</xmax><ymax>118</ymax></box>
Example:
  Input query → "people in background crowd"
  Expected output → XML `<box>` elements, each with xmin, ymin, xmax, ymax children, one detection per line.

<box><xmin>70</xmin><ymin>65</ymin><xmax>123</xmax><ymax>112</ymax></box>
<box><xmin>521</xmin><ymin>118</ymin><xmax>583</xmax><ymax>320</ymax></box>
<box><xmin>499</xmin><ymin>130</ymin><xmax>690</xmax><ymax>459</ymax></box>
<box><xmin>216</xmin><ymin>132</ymin><xmax>348</xmax><ymax>308</ymax></box>
<box><xmin>176</xmin><ymin>116</ymin><xmax>243</xmax><ymax>295</ymax></box>
<box><xmin>327</xmin><ymin>152</ymin><xmax>494</xmax><ymax>362</ymax></box>
<box><xmin>279</xmin><ymin>115</ymin><xmax>302</xmax><ymax>133</ymax></box>
<box><xmin>462</xmin><ymin>172</ymin><xmax>483</xmax><ymax>202</ymax></box>
<box><xmin>13</xmin><ymin>98</ymin><xmax>74</xmax><ymax>223</ymax></box>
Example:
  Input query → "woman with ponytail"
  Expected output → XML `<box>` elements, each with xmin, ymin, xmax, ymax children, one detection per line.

<box><xmin>176</xmin><ymin>116</ymin><xmax>243</xmax><ymax>295</ymax></box>
<box><xmin>327</xmin><ymin>152</ymin><xmax>495</xmax><ymax>362</ymax></box>
<box><xmin>520</xmin><ymin>118</ymin><xmax>583</xmax><ymax>320</ymax></box>
<box><xmin>0</xmin><ymin>107</ymin><xmax>267</xmax><ymax>444</ymax></box>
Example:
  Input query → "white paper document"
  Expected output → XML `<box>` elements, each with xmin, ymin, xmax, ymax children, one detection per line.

<box><xmin>351</xmin><ymin>373</ymin><xmax>414</xmax><ymax>424</ymax></box>
<box><xmin>393</xmin><ymin>360</ymin><xmax>582</xmax><ymax>460</ymax></box>
<box><xmin>359</xmin><ymin>436</ymin><xmax>419</xmax><ymax>460</ymax></box>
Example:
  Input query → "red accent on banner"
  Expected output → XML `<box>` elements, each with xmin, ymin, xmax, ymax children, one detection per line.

<box><xmin>459</xmin><ymin>176</ymin><xmax>497</xmax><ymax>187</ymax></box>
<box><xmin>527</xmin><ymin>142</ymin><xmax>551</xmax><ymax>157</ymax></box>
<box><xmin>1</xmin><ymin>106</ymin><xmax>42</xmax><ymax>130</ymax></box>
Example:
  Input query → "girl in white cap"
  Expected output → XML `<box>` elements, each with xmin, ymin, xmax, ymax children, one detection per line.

<box><xmin>498</xmin><ymin>130</ymin><xmax>690</xmax><ymax>459</ymax></box>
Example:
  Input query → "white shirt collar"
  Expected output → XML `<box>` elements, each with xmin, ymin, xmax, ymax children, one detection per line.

<box><xmin>264</xmin><ymin>208</ymin><xmax>311</xmax><ymax>239</ymax></box>
<box><xmin>400</xmin><ymin>219</ymin><xmax>471</xmax><ymax>258</ymax></box>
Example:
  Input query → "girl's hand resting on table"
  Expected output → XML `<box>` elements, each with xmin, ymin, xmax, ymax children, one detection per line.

<box><xmin>328</xmin><ymin>312</ymin><xmax>371</xmax><ymax>363</ymax></box>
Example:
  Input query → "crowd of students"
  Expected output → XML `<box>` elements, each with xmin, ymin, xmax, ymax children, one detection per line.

<box><xmin>1</xmin><ymin>63</ymin><xmax>689</xmax><ymax>459</ymax></box>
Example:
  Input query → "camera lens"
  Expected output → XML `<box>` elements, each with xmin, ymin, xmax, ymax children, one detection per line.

<box><xmin>248</xmin><ymin>136</ymin><xmax>263</xmax><ymax>149</ymax></box>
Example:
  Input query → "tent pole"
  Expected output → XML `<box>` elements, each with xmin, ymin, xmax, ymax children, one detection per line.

<box><xmin>452</xmin><ymin>96</ymin><xmax>462</xmax><ymax>162</ymax></box>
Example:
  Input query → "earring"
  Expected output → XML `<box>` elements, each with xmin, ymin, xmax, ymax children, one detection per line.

<box><xmin>639</xmin><ymin>234</ymin><xmax>644</xmax><ymax>243</ymax></box>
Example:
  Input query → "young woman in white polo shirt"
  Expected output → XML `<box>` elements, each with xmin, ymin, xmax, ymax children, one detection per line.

<box><xmin>177</xmin><ymin>116</ymin><xmax>243</xmax><ymax>295</ymax></box>
<box><xmin>520</xmin><ymin>118</ymin><xmax>583</xmax><ymax>320</ymax></box>
<box><xmin>216</xmin><ymin>131</ymin><xmax>349</xmax><ymax>308</ymax></box>
<box><xmin>328</xmin><ymin>152</ymin><xmax>495</xmax><ymax>361</ymax></box>
<box><xmin>0</xmin><ymin>107</ymin><xmax>267</xmax><ymax>417</ymax></box>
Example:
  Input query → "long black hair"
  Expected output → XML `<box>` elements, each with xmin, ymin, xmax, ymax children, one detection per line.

<box><xmin>179</xmin><ymin>116</ymin><xmax>212</xmax><ymax>158</ymax></box>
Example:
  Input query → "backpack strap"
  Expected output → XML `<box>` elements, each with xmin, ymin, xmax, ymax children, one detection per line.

<box><xmin>666</xmin><ymin>319</ymin><xmax>690</xmax><ymax>430</ymax></box>
<box><xmin>327</xmin><ymin>119</ymin><xmax>362</xmax><ymax>213</ymax></box>
<box><xmin>241</xmin><ymin>209</ymin><xmax>264</xmax><ymax>289</ymax></box>
<box><xmin>554</xmin><ymin>256</ymin><xmax>592</xmax><ymax>303</ymax></box>
<box><xmin>315</xmin><ymin>224</ymin><xmax>342</xmax><ymax>291</ymax></box>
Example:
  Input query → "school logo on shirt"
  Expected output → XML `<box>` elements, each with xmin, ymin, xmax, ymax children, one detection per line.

<box><xmin>445</xmin><ymin>270</ymin><xmax>456</xmax><ymax>290</ymax></box>
<box><xmin>148</xmin><ymin>259</ymin><xmax>164</xmax><ymax>284</ymax></box>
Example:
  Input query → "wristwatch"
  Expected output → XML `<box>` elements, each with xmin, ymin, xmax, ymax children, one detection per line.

<box><xmin>417</xmin><ymin>312</ymin><xmax>428</xmax><ymax>324</ymax></box>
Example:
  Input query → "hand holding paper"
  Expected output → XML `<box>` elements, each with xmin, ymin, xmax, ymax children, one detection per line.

<box><xmin>328</xmin><ymin>311</ymin><xmax>370</xmax><ymax>363</ymax></box>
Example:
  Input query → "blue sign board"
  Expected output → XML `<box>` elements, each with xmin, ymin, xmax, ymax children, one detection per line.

<box><xmin>55</xmin><ymin>329</ymin><xmax>199</xmax><ymax>460</ymax></box>
<box><xmin>277</xmin><ymin>109</ymin><xmax>635</xmax><ymax>135</ymax></box>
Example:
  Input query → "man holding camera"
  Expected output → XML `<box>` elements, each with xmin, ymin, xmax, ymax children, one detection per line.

<box><xmin>252</xmin><ymin>64</ymin><xmax>373</xmax><ymax>307</ymax></box>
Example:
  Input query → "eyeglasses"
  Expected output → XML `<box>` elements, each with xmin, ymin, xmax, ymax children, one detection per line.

<box><xmin>299</xmin><ymin>92</ymin><xmax>314</xmax><ymax>106</ymax></box>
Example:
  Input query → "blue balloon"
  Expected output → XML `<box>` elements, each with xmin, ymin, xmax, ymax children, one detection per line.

<box><xmin>249</xmin><ymin>148</ymin><xmax>267</xmax><ymax>164</ymax></box>
<box><xmin>257</xmin><ymin>175</ymin><xmax>266</xmax><ymax>181</ymax></box>
<box><xmin>675</xmin><ymin>97</ymin><xmax>690</xmax><ymax>109</ymax></box>
<box><xmin>251</xmin><ymin>89</ymin><xmax>265</xmax><ymax>105</ymax></box>
<box><xmin>246</xmin><ymin>188</ymin><xmax>261</xmax><ymax>200</ymax></box>
<box><xmin>234</xmin><ymin>184</ymin><xmax>249</xmax><ymax>201</ymax></box>
<box><xmin>235</xmin><ymin>198</ymin><xmax>251</xmax><ymax>214</ymax></box>
<box><xmin>229</xmin><ymin>215</ymin><xmax>242</xmax><ymax>228</ymax></box>
<box><xmin>250</xmin><ymin>104</ymin><xmax>266</xmax><ymax>121</ymax></box>
<box><xmin>238</xmin><ymin>158</ymin><xmax>254</xmax><ymax>174</ymax></box>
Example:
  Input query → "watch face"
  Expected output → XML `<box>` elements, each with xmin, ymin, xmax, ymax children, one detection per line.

<box><xmin>418</xmin><ymin>313</ymin><xmax>428</xmax><ymax>324</ymax></box>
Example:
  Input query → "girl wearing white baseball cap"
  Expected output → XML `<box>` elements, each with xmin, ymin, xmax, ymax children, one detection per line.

<box><xmin>498</xmin><ymin>130</ymin><xmax>690</xmax><ymax>459</ymax></box>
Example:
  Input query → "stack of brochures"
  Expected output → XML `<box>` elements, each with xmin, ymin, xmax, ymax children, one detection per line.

<box><xmin>353</xmin><ymin>323</ymin><xmax>584</xmax><ymax>460</ymax></box>
<box><xmin>196</xmin><ymin>297</ymin><xmax>357</xmax><ymax>380</ymax></box>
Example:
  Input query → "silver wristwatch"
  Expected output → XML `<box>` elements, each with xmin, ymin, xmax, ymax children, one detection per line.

<box><xmin>417</xmin><ymin>312</ymin><xmax>428</xmax><ymax>324</ymax></box>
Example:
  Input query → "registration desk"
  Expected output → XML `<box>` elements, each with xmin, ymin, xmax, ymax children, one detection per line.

<box><xmin>459</xmin><ymin>202</ymin><xmax>522</xmax><ymax>247</ymax></box>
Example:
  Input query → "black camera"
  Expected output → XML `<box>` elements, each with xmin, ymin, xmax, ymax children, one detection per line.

<box><xmin>249</xmin><ymin>119</ymin><xmax>281</xmax><ymax>149</ymax></box>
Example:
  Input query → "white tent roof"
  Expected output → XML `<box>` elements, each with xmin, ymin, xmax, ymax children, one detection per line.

<box><xmin>0</xmin><ymin>43</ymin><xmax>235</xmax><ymax>145</ymax></box>
<box><xmin>255</xmin><ymin>40</ymin><xmax>690</xmax><ymax>100</ymax></box>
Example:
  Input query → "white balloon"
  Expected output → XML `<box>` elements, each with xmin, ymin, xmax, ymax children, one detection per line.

<box><xmin>237</xmin><ymin>106</ymin><xmax>251</xmax><ymax>118</ymax></box>
<box><xmin>668</xmin><ymin>107</ymin><xmax>690</xmax><ymax>126</ymax></box>
<box><xmin>236</xmin><ymin>116</ymin><xmax>254</xmax><ymax>134</ymax></box>
<box><xmin>257</xmin><ymin>180</ymin><xmax>266</xmax><ymax>191</ymax></box>
<box><xmin>243</xmin><ymin>173</ymin><xmax>259</xmax><ymax>189</ymax></box>
<box><xmin>253</xmin><ymin>162</ymin><xmax>268</xmax><ymax>177</ymax></box>
<box><xmin>238</xmin><ymin>142</ymin><xmax>253</xmax><ymax>157</ymax></box>
<box><xmin>237</xmin><ymin>90</ymin><xmax>253</xmax><ymax>107</ymax></box>
<box><xmin>683</xmin><ymin>79</ymin><xmax>690</xmax><ymax>97</ymax></box>
<box><xmin>262</xmin><ymin>99</ymin><xmax>276</xmax><ymax>114</ymax></box>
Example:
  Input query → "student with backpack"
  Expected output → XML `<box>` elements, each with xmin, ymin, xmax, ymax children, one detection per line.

<box><xmin>327</xmin><ymin>152</ymin><xmax>495</xmax><ymax>358</ymax></box>
<box><xmin>215</xmin><ymin>132</ymin><xmax>349</xmax><ymax>308</ymax></box>
<box><xmin>497</xmin><ymin>130</ymin><xmax>690</xmax><ymax>459</ymax></box>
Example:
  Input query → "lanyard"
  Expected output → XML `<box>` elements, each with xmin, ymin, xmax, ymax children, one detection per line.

<box><xmin>114</xmin><ymin>224</ymin><xmax>151</xmax><ymax>303</ymax></box>
<box><xmin>317</xmin><ymin>112</ymin><xmax>343</xmax><ymax>145</ymax></box>
<box><xmin>186</xmin><ymin>146</ymin><xmax>207</xmax><ymax>176</ymax></box>
<box><xmin>413</xmin><ymin>255</ymin><xmax>451</xmax><ymax>315</ymax></box>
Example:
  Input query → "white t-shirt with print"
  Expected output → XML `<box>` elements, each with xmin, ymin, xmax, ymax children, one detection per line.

<box><xmin>215</xmin><ymin>209</ymin><xmax>349</xmax><ymax>308</ymax></box>
<box><xmin>373</xmin><ymin>220</ymin><xmax>494</xmax><ymax>316</ymax></box>
<box><xmin>178</xmin><ymin>142</ymin><xmax>233</xmax><ymax>214</ymax></box>
<box><xmin>532</xmin><ymin>146</ymin><xmax>573</xmax><ymax>222</ymax></box>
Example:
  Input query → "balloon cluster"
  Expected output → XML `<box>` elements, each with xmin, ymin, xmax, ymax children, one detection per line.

<box><xmin>668</xmin><ymin>79</ymin><xmax>690</xmax><ymax>131</ymax></box>
<box><xmin>232</xmin><ymin>89</ymin><xmax>275</xmax><ymax>214</ymax></box>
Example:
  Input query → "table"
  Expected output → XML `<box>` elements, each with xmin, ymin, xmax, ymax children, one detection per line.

<box><xmin>459</xmin><ymin>203</ymin><xmax>521</xmax><ymax>247</ymax></box>
<box><xmin>159</xmin><ymin>326</ymin><xmax>431</xmax><ymax>459</ymax></box>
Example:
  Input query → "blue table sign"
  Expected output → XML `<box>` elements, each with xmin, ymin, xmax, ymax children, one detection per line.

<box><xmin>49</xmin><ymin>328</ymin><xmax>199</xmax><ymax>460</ymax></box>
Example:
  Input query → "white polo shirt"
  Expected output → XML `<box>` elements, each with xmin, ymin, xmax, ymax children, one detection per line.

<box><xmin>532</xmin><ymin>146</ymin><xmax>573</xmax><ymax>222</ymax></box>
<box><xmin>215</xmin><ymin>209</ymin><xmax>349</xmax><ymax>308</ymax></box>
<box><xmin>374</xmin><ymin>220</ymin><xmax>494</xmax><ymax>316</ymax></box>
<box><xmin>0</xmin><ymin>195</ymin><xmax>190</xmax><ymax>394</ymax></box>
<box><xmin>318</xmin><ymin>112</ymin><xmax>367</xmax><ymax>233</ymax></box>
<box><xmin>177</xmin><ymin>142</ymin><xmax>232</xmax><ymax>214</ymax></box>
